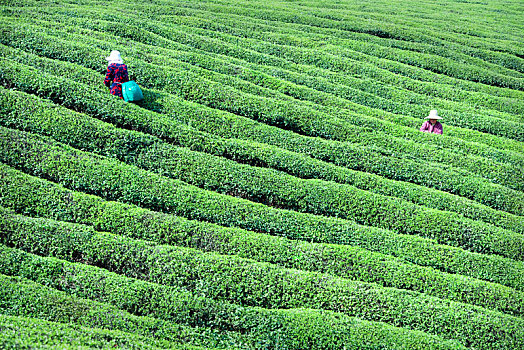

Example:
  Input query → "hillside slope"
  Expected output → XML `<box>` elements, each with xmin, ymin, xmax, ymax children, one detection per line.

<box><xmin>1</xmin><ymin>0</ymin><xmax>523</xmax><ymax>349</ymax></box>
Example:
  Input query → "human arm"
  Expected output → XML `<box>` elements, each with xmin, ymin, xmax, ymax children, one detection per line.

<box><xmin>419</xmin><ymin>121</ymin><xmax>430</xmax><ymax>132</ymax></box>
<box><xmin>103</xmin><ymin>65</ymin><xmax>114</xmax><ymax>88</ymax></box>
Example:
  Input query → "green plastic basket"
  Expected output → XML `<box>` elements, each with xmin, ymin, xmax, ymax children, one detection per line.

<box><xmin>121</xmin><ymin>80</ymin><xmax>144</xmax><ymax>102</ymax></box>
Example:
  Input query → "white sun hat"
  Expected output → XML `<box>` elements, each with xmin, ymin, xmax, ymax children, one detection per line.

<box><xmin>105</xmin><ymin>50</ymin><xmax>124</xmax><ymax>64</ymax></box>
<box><xmin>425</xmin><ymin>110</ymin><xmax>443</xmax><ymax>120</ymax></box>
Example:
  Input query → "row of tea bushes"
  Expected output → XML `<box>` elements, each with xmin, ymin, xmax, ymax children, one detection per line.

<box><xmin>0</xmin><ymin>274</ymin><xmax>246</xmax><ymax>349</ymax></box>
<box><xmin>160</xmin><ymin>5</ymin><xmax>524</xmax><ymax>79</ymax></box>
<box><xmin>0</xmin><ymin>315</ymin><xmax>204</xmax><ymax>350</ymax></box>
<box><xmin>2</xmin><ymin>54</ymin><xmax>523</xmax><ymax>225</ymax></box>
<box><xmin>1</xmin><ymin>88</ymin><xmax>523</xmax><ymax>259</ymax></box>
<box><xmin>2</xmin><ymin>210</ymin><xmax>524</xmax><ymax>318</ymax></box>
<box><xmin>14</xmin><ymin>13</ymin><xmax>524</xmax><ymax>131</ymax></box>
<box><xmin>7</xmin><ymin>16</ymin><xmax>524</xmax><ymax>147</ymax></box>
<box><xmin>0</xmin><ymin>246</ymin><xmax>466</xmax><ymax>350</ymax></box>
<box><xmin>3</xmin><ymin>32</ymin><xmax>523</xmax><ymax>183</ymax></box>
<box><xmin>154</xmin><ymin>0</ymin><xmax>524</xmax><ymax>73</ymax></box>
<box><xmin>16</xmin><ymin>2</ymin><xmax>524</xmax><ymax>102</ymax></box>
<box><xmin>2</xmin><ymin>58</ymin><xmax>522</xmax><ymax>216</ymax></box>
<box><xmin>2</xmin><ymin>163</ymin><xmax>523</xmax><ymax>293</ymax></box>
<box><xmin>1</xmin><ymin>126</ymin><xmax>522</xmax><ymax>262</ymax></box>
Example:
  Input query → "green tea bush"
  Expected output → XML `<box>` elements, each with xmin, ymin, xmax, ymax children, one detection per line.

<box><xmin>147</xmin><ymin>0</ymin><xmax>524</xmax><ymax>74</ymax></box>
<box><xmin>2</xmin><ymin>35</ymin><xmax>523</xmax><ymax>176</ymax></box>
<box><xmin>0</xmin><ymin>314</ymin><xmax>204</xmax><ymax>350</ymax></box>
<box><xmin>3</xmin><ymin>79</ymin><xmax>522</xmax><ymax>233</ymax></box>
<box><xmin>1</xmin><ymin>58</ymin><xmax>522</xmax><ymax>216</ymax></box>
<box><xmin>11</xmin><ymin>3</ymin><xmax>524</xmax><ymax>104</ymax></box>
<box><xmin>0</xmin><ymin>247</ymin><xmax>467</xmax><ymax>350</ymax></box>
<box><xmin>4</xmin><ymin>21</ymin><xmax>524</xmax><ymax>151</ymax></box>
<box><xmin>1</xmin><ymin>126</ymin><xmax>522</xmax><ymax>261</ymax></box>
<box><xmin>0</xmin><ymin>274</ymin><xmax>247</xmax><ymax>348</ymax></box>
<box><xmin>0</xmin><ymin>2</ymin><xmax>522</xmax><ymax>348</ymax></box>
<box><xmin>2</xmin><ymin>163</ymin><xmax>523</xmax><ymax>293</ymax></box>
<box><xmin>2</xmin><ymin>210</ymin><xmax>524</xmax><ymax>318</ymax></box>
<box><xmin>1</xmin><ymin>87</ymin><xmax>523</xmax><ymax>260</ymax></box>
<box><xmin>7</xmin><ymin>16</ymin><xmax>524</xmax><ymax>139</ymax></box>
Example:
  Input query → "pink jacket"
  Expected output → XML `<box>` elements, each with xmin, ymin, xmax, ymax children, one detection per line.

<box><xmin>420</xmin><ymin>121</ymin><xmax>443</xmax><ymax>134</ymax></box>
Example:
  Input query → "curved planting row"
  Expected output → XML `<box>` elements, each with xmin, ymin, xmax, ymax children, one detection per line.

<box><xmin>0</xmin><ymin>0</ymin><xmax>522</xmax><ymax>348</ymax></box>
<box><xmin>1</xmin><ymin>243</ymin><xmax>522</xmax><ymax>350</ymax></box>
<box><xmin>12</xmin><ymin>16</ymin><xmax>524</xmax><ymax>152</ymax></box>
<box><xmin>166</xmin><ymin>0</ymin><xmax>524</xmax><ymax>65</ymax></box>
<box><xmin>85</xmin><ymin>4</ymin><xmax>524</xmax><ymax>92</ymax></box>
<box><xmin>0</xmin><ymin>274</ymin><xmax>246</xmax><ymax>349</ymax></box>
<box><xmin>3</xmin><ymin>210</ymin><xmax>524</xmax><ymax>318</ymax></box>
<box><xmin>2</xmin><ymin>58</ymin><xmax>523</xmax><ymax>217</ymax></box>
<box><xmin>9</xmin><ymin>8</ymin><xmax>524</xmax><ymax>130</ymax></box>
<box><xmin>2</xmin><ymin>89</ymin><xmax>523</xmax><ymax>260</ymax></box>
<box><xmin>14</xmin><ymin>0</ymin><xmax>524</xmax><ymax>92</ymax></box>
<box><xmin>1</xmin><ymin>126</ymin><xmax>523</xmax><ymax>262</ymax></box>
<box><xmin>10</xmin><ymin>9</ymin><xmax>524</xmax><ymax>128</ymax></box>
<box><xmin>8</xmin><ymin>12</ymin><xmax>524</xmax><ymax>144</ymax></box>
<box><xmin>1</xmin><ymin>86</ymin><xmax>520</xmax><ymax>233</ymax></box>
<box><xmin>14</xmin><ymin>0</ymin><xmax>524</xmax><ymax>76</ymax></box>
<box><xmin>8</xmin><ymin>1</ymin><xmax>524</xmax><ymax>107</ymax></box>
<box><xmin>2</xmin><ymin>163</ymin><xmax>523</xmax><ymax>293</ymax></box>
<box><xmin>0</xmin><ymin>246</ymin><xmax>467</xmax><ymax>350</ymax></box>
<box><xmin>151</xmin><ymin>4</ymin><xmax>524</xmax><ymax>79</ymax></box>
<box><xmin>123</xmin><ymin>3</ymin><xmax>524</xmax><ymax>87</ymax></box>
<box><xmin>0</xmin><ymin>315</ymin><xmax>201</xmax><ymax>350</ymax></box>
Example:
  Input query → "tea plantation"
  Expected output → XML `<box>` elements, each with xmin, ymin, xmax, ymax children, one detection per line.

<box><xmin>0</xmin><ymin>0</ymin><xmax>523</xmax><ymax>348</ymax></box>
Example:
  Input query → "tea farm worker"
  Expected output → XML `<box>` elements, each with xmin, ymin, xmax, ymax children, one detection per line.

<box><xmin>420</xmin><ymin>110</ymin><xmax>443</xmax><ymax>135</ymax></box>
<box><xmin>104</xmin><ymin>50</ymin><xmax>129</xmax><ymax>99</ymax></box>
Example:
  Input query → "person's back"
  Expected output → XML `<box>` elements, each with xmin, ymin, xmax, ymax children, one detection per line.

<box><xmin>104</xmin><ymin>50</ymin><xmax>129</xmax><ymax>99</ymax></box>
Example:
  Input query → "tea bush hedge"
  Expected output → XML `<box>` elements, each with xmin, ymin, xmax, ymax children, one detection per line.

<box><xmin>0</xmin><ymin>246</ymin><xmax>468</xmax><ymax>350</ymax></box>
<box><xmin>2</xmin><ymin>210</ymin><xmax>524</xmax><ymax>318</ymax></box>
<box><xmin>2</xmin><ymin>163</ymin><xmax>523</xmax><ymax>292</ymax></box>
<box><xmin>1</xmin><ymin>126</ymin><xmax>522</xmax><ymax>261</ymax></box>
<box><xmin>2</xmin><ymin>58</ymin><xmax>523</xmax><ymax>216</ymax></box>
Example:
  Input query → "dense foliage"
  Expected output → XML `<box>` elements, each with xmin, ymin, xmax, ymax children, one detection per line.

<box><xmin>0</xmin><ymin>0</ymin><xmax>522</xmax><ymax>348</ymax></box>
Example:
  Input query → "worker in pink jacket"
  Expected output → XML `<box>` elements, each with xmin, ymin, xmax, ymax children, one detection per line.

<box><xmin>420</xmin><ymin>110</ymin><xmax>443</xmax><ymax>134</ymax></box>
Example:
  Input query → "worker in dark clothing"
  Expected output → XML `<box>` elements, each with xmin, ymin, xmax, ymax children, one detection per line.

<box><xmin>104</xmin><ymin>50</ymin><xmax>129</xmax><ymax>99</ymax></box>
